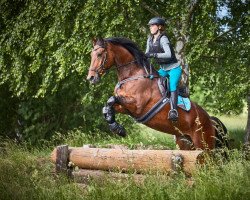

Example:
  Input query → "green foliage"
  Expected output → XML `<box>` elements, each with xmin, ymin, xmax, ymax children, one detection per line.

<box><xmin>0</xmin><ymin>0</ymin><xmax>144</xmax><ymax>142</ymax></box>
<box><xmin>0</xmin><ymin>84</ymin><xmax>20</xmax><ymax>138</ymax></box>
<box><xmin>0</xmin><ymin>0</ymin><xmax>248</xmax><ymax>143</ymax></box>
<box><xmin>189</xmin><ymin>0</ymin><xmax>249</xmax><ymax>114</ymax></box>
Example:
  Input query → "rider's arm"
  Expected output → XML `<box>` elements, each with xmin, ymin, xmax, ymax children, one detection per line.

<box><xmin>145</xmin><ymin>37</ymin><xmax>150</xmax><ymax>54</ymax></box>
<box><xmin>156</xmin><ymin>36</ymin><xmax>172</xmax><ymax>59</ymax></box>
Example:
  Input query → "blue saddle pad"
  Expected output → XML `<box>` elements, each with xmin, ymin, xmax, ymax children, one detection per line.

<box><xmin>177</xmin><ymin>96</ymin><xmax>191</xmax><ymax>111</ymax></box>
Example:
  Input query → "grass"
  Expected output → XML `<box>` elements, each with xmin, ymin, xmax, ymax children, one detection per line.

<box><xmin>218</xmin><ymin>115</ymin><xmax>247</xmax><ymax>130</ymax></box>
<box><xmin>85</xmin><ymin>151</ymin><xmax>250</xmax><ymax>200</ymax></box>
<box><xmin>0</xmin><ymin>115</ymin><xmax>249</xmax><ymax>200</ymax></box>
<box><xmin>0</xmin><ymin>141</ymin><xmax>84</xmax><ymax>200</ymax></box>
<box><xmin>215</xmin><ymin>114</ymin><xmax>247</xmax><ymax>148</ymax></box>
<box><xmin>47</xmin><ymin>125</ymin><xmax>176</xmax><ymax>150</ymax></box>
<box><xmin>0</xmin><ymin>141</ymin><xmax>249</xmax><ymax>200</ymax></box>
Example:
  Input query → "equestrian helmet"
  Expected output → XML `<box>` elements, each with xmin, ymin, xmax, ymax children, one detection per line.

<box><xmin>148</xmin><ymin>17</ymin><xmax>165</xmax><ymax>26</ymax></box>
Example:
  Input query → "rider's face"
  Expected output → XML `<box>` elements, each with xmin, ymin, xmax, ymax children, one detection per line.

<box><xmin>149</xmin><ymin>24</ymin><xmax>159</xmax><ymax>35</ymax></box>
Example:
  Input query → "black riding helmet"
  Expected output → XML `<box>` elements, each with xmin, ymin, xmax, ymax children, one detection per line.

<box><xmin>148</xmin><ymin>17</ymin><xmax>165</xmax><ymax>26</ymax></box>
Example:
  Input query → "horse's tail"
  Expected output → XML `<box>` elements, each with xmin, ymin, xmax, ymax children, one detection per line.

<box><xmin>210</xmin><ymin>116</ymin><xmax>229</xmax><ymax>149</ymax></box>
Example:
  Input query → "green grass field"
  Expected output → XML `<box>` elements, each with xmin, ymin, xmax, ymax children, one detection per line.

<box><xmin>217</xmin><ymin>115</ymin><xmax>247</xmax><ymax>148</ymax></box>
<box><xmin>0</xmin><ymin>115</ymin><xmax>249</xmax><ymax>200</ymax></box>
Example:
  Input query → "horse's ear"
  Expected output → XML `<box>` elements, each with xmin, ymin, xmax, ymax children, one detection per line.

<box><xmin>98</xmin><ymin>37</ymin><xmax>104</xmax><ymax>44</ymax></box>
<box><xmin>92</xmin><ymin>37</ymin><xmax>105</xmax><ymax>46</ymax></box>
<box><xmin>93</xmin><ymin>37</ymin><xmax>105</xmax><ymax>47</ymax></box>
<box><xmin>92</xmin><ymin>38</ymin><xmax>97</xmax><ymax>46</ymax></box>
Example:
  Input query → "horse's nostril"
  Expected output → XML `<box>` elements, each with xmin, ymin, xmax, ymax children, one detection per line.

<box><xmin>87</xmin><ymin>74</ymin><xmax>100</xmax><ymax>84</ymax></box>
<box><xmin>87</xmin><ymin>76</ymin><xmax>94</xmax><ymax>81</ymax></box>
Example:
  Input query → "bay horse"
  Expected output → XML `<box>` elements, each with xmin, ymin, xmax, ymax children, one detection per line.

<box><xmin>87</xmin><ymin>37</ymin><xmax>228</xmax><ymax>150</ymax></box>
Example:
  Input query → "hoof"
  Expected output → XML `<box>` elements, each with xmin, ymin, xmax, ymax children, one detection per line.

<box><xmin>109</xmin><ymin>122</ymin><xmax>127</xmax><ymax>137</ymax></box>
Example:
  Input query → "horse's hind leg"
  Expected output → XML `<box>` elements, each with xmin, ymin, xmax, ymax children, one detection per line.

<box><xmin>103</xmin><ymin>96</ymin><xmax>126</xmax><ymax>137</ymax></box>
<box><xmin>210</xmin><ymin>116</ymin><xmax>229</xmax><ymax>148</ymax></box>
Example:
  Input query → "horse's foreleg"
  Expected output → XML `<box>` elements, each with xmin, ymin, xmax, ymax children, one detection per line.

<box><xmin>113</xmin><ymin>104</ymin><xmax>128</xmax><ymax>114</ymax></box>
<box><xmin>102</xmin><ymin>96</ymin><xmax>126</xmax><ymax>137</ymax></box>
<box><xmin>176</xmin><ymin>135</ymin><xmax>195</xmax><ymax>150</ymax></box>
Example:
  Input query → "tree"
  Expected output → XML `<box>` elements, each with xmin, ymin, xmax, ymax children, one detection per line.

<box><xmin>197</xmin><ymin>0</ymin><xmax>249</xmax><ymax>143</ymax></box>
<box><xmin>0</xmin><ymin>0</ymin><xmax>248</xmax><ymax>144</ymax></box>
<box><xmin>131</xmin><ymin>0</ymin><xmax>249</xmax><ymax>141</ymax></box>
<box><xmin>0</xmin><ymin>0</ymin><xmax>149</xmax><ymax>142</ymax></box>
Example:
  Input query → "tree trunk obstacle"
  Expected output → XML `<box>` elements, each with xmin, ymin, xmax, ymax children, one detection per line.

<box><xmin>51</xmin><ymin>145</ymin><xmax>204</xmax><ymax>183</ymax></box>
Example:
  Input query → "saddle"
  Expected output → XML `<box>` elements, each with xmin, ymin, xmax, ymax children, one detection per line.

<box><xmin>157</xmin><ymin>77</ymin><xmax>189</xmax><ymax>98</ymax></box>
<box><xmin>136</xmin><ymin>76</ymin><xmax>191</xmax><ymax>124</ymax></box>
<box><xmin>157</xmin><ymin>77</ymin><xmax>191</xmax><ymax>111</ymax></box>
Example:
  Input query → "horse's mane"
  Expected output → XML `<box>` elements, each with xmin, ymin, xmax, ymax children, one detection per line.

<box><xmin>104</xmin><ymin>37</ymin><xmax>149</xmax><ymax>68</ymax></box>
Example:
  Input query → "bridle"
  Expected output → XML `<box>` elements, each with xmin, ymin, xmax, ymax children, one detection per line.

<box><xmin>89</xmin><ymin>44</ymin><xmax>139</xmax><ymax>77</ymax></box>
<box><xmin>89</xmin><ymin>43</ymin><xmax>157</xmax><ymax>88</ymax></box>
<box><xmin>89</xmin><ymin>46</ymin><xmax>108</xmax><ymax>76</ymax></box>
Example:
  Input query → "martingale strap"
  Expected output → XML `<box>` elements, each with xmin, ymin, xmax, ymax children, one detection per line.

<box><xmin>115</xmin><ymin>74</ymin><xmax>159</xmax><ymax>95</ymax></box>
<box><xmin>136</xmin><ymin>97</ymin><xmax>170</xmax><ymax>124</ymax></box>
<box><xmin>115</xmin><ymin>75</ymin><xmax>147</xmax><ymax>90</ymax></box>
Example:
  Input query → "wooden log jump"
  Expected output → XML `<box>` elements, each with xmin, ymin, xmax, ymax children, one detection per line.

<box><xmin>51</xmin><ymin>145</ymin><xmax>204</xmax><ymax>175</ymax></box>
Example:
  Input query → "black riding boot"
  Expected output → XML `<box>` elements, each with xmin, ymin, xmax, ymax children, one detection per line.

<box><xmin>168</xmin><ymin>91</ymin><xmax>178</xmax><ymax>121</ymax></box>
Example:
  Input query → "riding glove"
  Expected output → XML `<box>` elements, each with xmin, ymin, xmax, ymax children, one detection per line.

<box><xmin>145</xmin><ymin>53</ymin><xmax>158</xmax><ymax>58</ymax></box>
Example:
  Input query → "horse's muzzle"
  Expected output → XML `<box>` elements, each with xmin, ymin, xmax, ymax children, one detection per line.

<box><xmin>87</xmin><ymin>75</ymin><xmax>100</xmax><ymax>84</ymax></box>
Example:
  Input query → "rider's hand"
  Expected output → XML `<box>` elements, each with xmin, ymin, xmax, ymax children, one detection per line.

<box><xmin>145</xmin><ymin>53</ymin><xmax>157</xmax><ymax>58</ymax></box>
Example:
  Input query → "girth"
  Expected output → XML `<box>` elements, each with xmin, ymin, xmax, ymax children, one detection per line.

<box><xmin>135</xmin><ymin>97</ymin><xmax>169</xmax><ymax>124</ymax></box>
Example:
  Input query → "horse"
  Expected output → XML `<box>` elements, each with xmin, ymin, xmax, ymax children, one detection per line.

<box><xmin>87</xmin><ymin>37</ymin><xmax>228</xmax><ymax>150</ymax></box>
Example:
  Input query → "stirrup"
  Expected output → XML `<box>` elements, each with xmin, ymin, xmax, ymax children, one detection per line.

<box><xmin>168</xmin><ymin>109</ymin><xmax>178</xmax><ymax>121</ymax></box>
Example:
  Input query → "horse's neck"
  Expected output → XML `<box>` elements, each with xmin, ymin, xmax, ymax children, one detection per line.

<box><xmin>112</xmin><ymin>45</ymin><xmax>161</xmax><ymax>109</ymax></box>
<box><xmin>117</xmin><ymin>65</ymin><xmax>146</xmax><ymax>81</ymax></box>
<box><xmin>112</xmin><ymin>47</ymin><xmax>146</xmax><ymax>81</ymax></box>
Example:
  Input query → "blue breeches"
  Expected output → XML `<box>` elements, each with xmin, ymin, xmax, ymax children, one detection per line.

<box><xmin>158</xmin><ymin>66</ymin><xmax>182</xmax><ymax>92</ymax></box>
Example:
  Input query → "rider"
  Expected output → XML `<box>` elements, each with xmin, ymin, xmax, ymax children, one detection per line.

<box><xmin>145</xmin><ymin>17</ymin><xmax>182</xmax><ymax>122</ymax></box>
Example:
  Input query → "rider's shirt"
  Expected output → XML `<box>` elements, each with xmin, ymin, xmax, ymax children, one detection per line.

<box><xmin>145</xmin><ymin>34</ymin><xmax>180</xmax><ymax>71</ymax></box>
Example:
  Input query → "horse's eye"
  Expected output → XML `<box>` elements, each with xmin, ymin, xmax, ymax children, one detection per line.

<box><xmin>97</xmin><ymin>53</ymin><xmax>102</xmax><ymax>58</ymax></box>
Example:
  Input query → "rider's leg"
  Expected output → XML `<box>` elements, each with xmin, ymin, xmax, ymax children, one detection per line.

<box><xmin>158</xmin><ymin>68</ymin><xmax>169</xmax><ymax>95</ymax></box>
<box><xmin>168</xmin><ymin>90</ymin><xmax>178</xmax><ymax>121</ymax></box>
<box><xmin>158</xmin><ymin>68</ymin><xmax>168</xmax><ymax>77</ymax></box>
<box><xmin>168</xmin><ymin>66</ymin><xmax>182</xmax><ymax>121</ymax></box>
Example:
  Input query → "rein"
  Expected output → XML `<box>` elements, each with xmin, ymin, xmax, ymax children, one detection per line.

<box><xmin>115</xmin><ymin>61</ymin><xmax>158</xmax><ymax>92</ymax></box>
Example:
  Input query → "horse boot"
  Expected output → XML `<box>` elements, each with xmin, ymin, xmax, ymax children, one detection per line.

<box><xmin>168</xmin><ymin>91</ymin><xmax>178</xmax><ymax>122</ymax></box>
<box><xmin>102</xmin><ymin>96</ymin><xmax>127</xmax><ymax>137</ymax></box>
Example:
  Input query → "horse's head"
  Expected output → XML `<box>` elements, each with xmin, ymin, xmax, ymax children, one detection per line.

<box><xmin>87</xmin><ymin>38</ymin><xmax>114</xmax><ymax>84</ymax></box>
